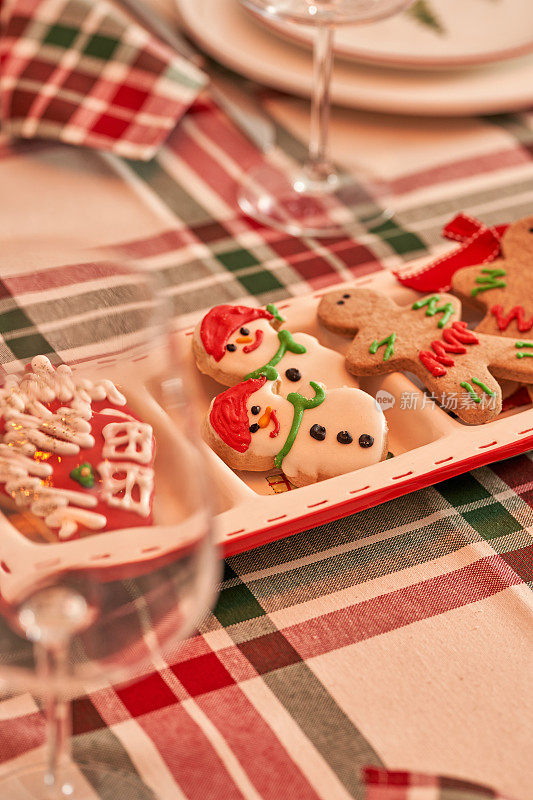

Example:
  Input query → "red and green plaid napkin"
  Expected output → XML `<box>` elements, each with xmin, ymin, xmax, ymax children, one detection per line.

<box><xmin>0</xmin><ymin>0</ymin><xmax>206</xmax><ymax>159</ymax></box>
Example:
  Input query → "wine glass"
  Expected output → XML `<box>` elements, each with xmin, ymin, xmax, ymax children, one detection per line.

<box><xmin>237</xmin><ymin>0</ymin><xmax>414</xmax><ymax>236</ymax></box>
<box><xmin>0</xmin><ymin>264</ymin><xmax>219</xmax><ymax>798</ymax></box>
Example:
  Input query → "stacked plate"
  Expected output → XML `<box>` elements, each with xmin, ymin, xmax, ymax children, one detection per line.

<box><xmin>176</xmin><ymin>0</ymin><xmax>533</xmax><ymax>116</ymax></box>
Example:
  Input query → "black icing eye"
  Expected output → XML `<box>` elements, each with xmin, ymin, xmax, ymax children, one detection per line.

<box><xmin>359</xmin><ymin>434</ymin><xmax>374</xmax><ymax>448</ymax></box>
<box><xmin>249</xmin><ymin>423</ymin><xmax>260</xmax><ymax>433</ymax></box>
<box><xmin>251</xmin><ymin>406</ymin><xmax>261</xmax><ymax>415</ymax></box>
<box><xmin>337</xmin><ymin>431</ymin><xmax>353</xmax><ymax>444</ymax></box>
<box><xmin>285</xmin><ymin>367</ymin><xmax>301</xmax><ymax>382</ymax></box>
<box><xmin>310</xmin><ymin>424</ymin><xmax>326</xmax><ymax>441</ymax></box>
<box><xmin>240</xmin><ymin>327</ymin><xmax>250</xmax><ymax>335</ymax></box>
<box><xmin>343</xmin><ymin>293</ymin><xmax>351</xmax><ymax>298</ymax></box>
<box><xmin>336</xmin><ymin>300</ymin><xmax>345</xmax><ymax>305</ymax></box>
<box><xmin>226</xmin><ymin>343</ymin><xmax>237</xmax><ymax>352</ymax></box>
<box><xmin>529</xmin><ymin>227</ymin><xmax>533</xmax><ymax>233</ymax></box>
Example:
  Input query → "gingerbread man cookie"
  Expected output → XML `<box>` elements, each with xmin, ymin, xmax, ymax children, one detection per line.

<box><xmin>318</xmin><ymin>288</ymin><xmax>533</xmax><ymax>425</ymax></box>
<box><xmin>193</xmin><ymin>303</ymin><xmax>358</xmax><ymax>397</ymax></box>
<box><xmin>203</xmin><ymin>375</ymin><xmax>387</xmax><ymax>487</ymax></box>
<box><xmin>452</xmin><ymin>215</ymin><xmax>533</xmax><ymax>338</ymax></box>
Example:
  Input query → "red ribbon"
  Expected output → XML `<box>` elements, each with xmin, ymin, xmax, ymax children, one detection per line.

<box><xmin>394</xmin><ymin>213</ymin><xmax>509</xmax><ymax>293</ymax></box>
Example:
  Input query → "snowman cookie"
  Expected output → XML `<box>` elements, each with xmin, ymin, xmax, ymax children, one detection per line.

<box><xmin>203</xmin><ymin>375</ymin><xmax>387</xmax><ymax>487</ymax></box>
<box><xmin>0</xmin><ymin>356</ymin><xmax>155</xmax><ymax>542</ymax></box>
<box><xmin>193</xmin><ymin>303</ymin><xmax>358</xmax><ymax>397</ymax></box>
<box><xmin>451</xmin><ymin>215</ymin><xmax>533</xmax><ymax>338</ymax></box>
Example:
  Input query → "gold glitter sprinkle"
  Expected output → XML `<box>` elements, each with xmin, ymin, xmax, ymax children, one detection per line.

<box><xmin>33</xmin><ymin>450</ymin><xmax>52</xmax><ymax>462</ymax></box>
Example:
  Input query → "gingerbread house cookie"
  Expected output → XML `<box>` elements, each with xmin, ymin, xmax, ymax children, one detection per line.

<box><xmin>0</xmin><ymin>356</ymin><xmax>155</xmax><ymax>541</ymax></box>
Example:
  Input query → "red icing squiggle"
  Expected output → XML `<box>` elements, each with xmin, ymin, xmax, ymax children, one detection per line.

<box><xmin>428</xmin><ymin>342</ymin><xmax>455</xmax><ymax>367</ymax></box>
<box><xmin>200</xmin><ymin>305</ymin><xmax>273</xmax><ymax>362</ymax></box>
<box><xmin>243</xmin><ymin>329</ymin><xmax>264</xmax><ymax>353</ymax></box>
<box><xmin>269</xmin><ymin>409</ymin><xmax>280</xmax><ymax>438</ymax></box>
<box><xmin>418</xmin><ymin>321</ymin><xmax>479</xmax><ymax>377</ymax></box>
<box><xmin>210</xmin><ymin>376</ymin><xmax>267</xmax><ymax>452</ymax></box>
<box><xmin>440</xmin><ymin>322</ymin><xmax>478</xmax><ymax>350</ymax></box>
<box><xmin>490</xmin><ymin>304</ymin><xmax>533</xmax><ymax>333</ymax></box>
<box><xmin>419</xmin><ymin>351</ymin><xmax>448</xmax><ymax>377</ymax></box>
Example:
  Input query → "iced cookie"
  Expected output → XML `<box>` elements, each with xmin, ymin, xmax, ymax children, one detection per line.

<box><xmin>0</xmin><ymin>356</ymin><xmax>155</xmax><ymax>541</ymax></box>
<box><xmin>452</xmin><ymin>215</ymin><xmax>533</xmax><ymax>338</ymax></box>
<box><xmin>193</xmin><ymin>303</ymin><xmax>358</xmax><ymax>396</ymax></box>
<box><xmin>203</xmin><ymin>374</ymin><xmax>387</xmax><ymax>487</ymax></box>
<box><xmin>317</xmin><ymin>287</ymin><xmax>533</xmax><ymax>425</ymax></box>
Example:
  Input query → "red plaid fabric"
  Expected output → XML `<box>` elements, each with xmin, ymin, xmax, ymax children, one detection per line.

<box><xmin>0</xmin><ymin>0</ymin><xmax>206</xmax><ymax>159</ymax></box>
<box><xmin>363</xmin><ymin>768</ymin><xmax>515</xmax><ymax>799</ymax></box>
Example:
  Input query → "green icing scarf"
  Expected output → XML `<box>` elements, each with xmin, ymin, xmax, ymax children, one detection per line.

<box><xmin>245</xmin><ymin>329</ymin><xmax>306</xmax><ymax>381</ymax></box>
<box><xmin>274</xmin><ymin>382</ymin><xmax>326</xmax><ymax>468</ymax></box>
<box><xmin>244</xmin><ymin>330</ymin><xmax>324</xmax><ymax>468</ymax></box>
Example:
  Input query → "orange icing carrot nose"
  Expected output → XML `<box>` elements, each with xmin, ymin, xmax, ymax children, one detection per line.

<box><xmin>236</xmin><ymin>335</ymin><xmax>253</xmax><ymax>343</ymax></box>
<box><xmin>258</xmin><ymin>406</ymin><xmax>272</xmax><ymax>428</ymax></box>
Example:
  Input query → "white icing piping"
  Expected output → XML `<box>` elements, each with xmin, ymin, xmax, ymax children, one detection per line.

<box><xmin>98</xmin><ymin>461</ymin><xmax>154</xmax><ymax>518</ymax></box>
<box><xmin>76</xmin><ymin>377</ymin><xmax>127</xmax><ymax>407</ymax></box>
<box><xmin>45</xmin><ymin>507</ymin><xmax>108</xmax><ymax>540</ymax></box>
<box><xmin>100</xmin><ymin>408</ymin><xmax>136</xmax><ymax>421</ymax></box>
<box><xmin>0</xmin><ymin>444</ymin><xmax>52</xmax><ymax>480</ymax></box>
<box><xmin>4</xmin><ymin>475</ymin><xmax>107</xmax><ymax>540</ymax></box>
<box><xmin>0</xmin><ymin>356</ymin><xmax>149</xmax><ymax>540</ymax></box>
<box><xmin>101</xmin><ymin>421</ymin><xmax>153</xmax><ymax>464</ymax></box>
<box><xmin>4</xmin><ymin>410</ymin><xmax>95</xmax><ymax>455</ymax></box>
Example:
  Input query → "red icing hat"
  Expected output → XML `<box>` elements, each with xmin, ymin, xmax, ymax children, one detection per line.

<box><xmin>200</xmin><ymin>305</ymin><xmax>274</xmax><ymax>362</ymax></box>
<box><xmin>210</xmin><ymin>376</ymin><xmax>267</xmax><ymax>453</ymax></box>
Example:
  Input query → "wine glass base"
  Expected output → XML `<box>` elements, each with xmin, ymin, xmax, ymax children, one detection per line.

<box><xmin>237</xmin><ymin>161</ymin><xmax>392</xmax><ymax>237</ymax></box>
<box><xmin>0</xmin><ymin>759</ymin><xmax>158</xmax><ymax>799</ymax></box>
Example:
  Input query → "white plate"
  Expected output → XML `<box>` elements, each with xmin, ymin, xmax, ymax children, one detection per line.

<box><xmin>176</xmin><ymin>0</ymin><xmax>533</xmax><ymax>116</ymax></box>
<box><xmin>249</xmin><ymin>0</ymin><xmax>533</xmax><ymax>70</ymax></box>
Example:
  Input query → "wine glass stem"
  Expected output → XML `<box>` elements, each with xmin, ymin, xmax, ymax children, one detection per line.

<box><xmin>35</xmin><ymin>641</ymin><xmax>72</xmax><ymax>797</ymax></box>
<box><xmin>307</xmin><ymin>22</ymin><xmax>334</xmax><ymax>182</ymax></box>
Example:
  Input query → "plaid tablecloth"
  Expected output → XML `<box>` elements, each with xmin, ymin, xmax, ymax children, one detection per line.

<box><xmin>0</xmin><ymin>10</ymin><xmax>532</xmax><ymax>798</ymax></box>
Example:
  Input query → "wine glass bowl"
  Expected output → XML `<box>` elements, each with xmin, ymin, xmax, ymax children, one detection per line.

<box><xmin>242</xmin><ymin>0</ymin><xmax>415</xmax><ymax>26</ymax></box>
<box><xmin>237</xmin><ymin>0</ymin><xmax>414</xmax><ymax>235</ymax></box>
<box><xmin>0</xmin><ymin>264</ymin><xmax>219</xmax><ymax>798</ymax></box>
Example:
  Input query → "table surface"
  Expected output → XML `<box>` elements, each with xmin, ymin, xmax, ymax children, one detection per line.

<box><xmin>0</xmin><ymin>1</ymin><xmax>531</xmax><ymax>798</ymax></box>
